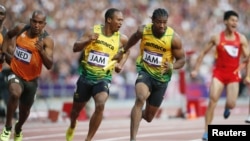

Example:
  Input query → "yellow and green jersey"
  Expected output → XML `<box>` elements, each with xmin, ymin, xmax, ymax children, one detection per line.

<box><xmin>136</xmin><ymin>24</ymin><xmax>174</xmax><ymax>82</ymax></box>
<box><xmin>79</xmin><ymin>24</ymin><xmax>120</xmax><ymax>83</ymax></box>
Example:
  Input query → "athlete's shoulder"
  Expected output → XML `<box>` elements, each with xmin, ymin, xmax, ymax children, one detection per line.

<box><xmin>210</xmin><ymin>31</ymin><xmax>221</xmax><ymax>41</ymax></box>
<box><xmin>7</xmin><ymin>23</ymin><xmax>27</xmax><ymax>36</ymax></box>
<box><xmin>235</xmin><ymin>31</ymin><xmax>248</xmax><ymax>44</ymax></box>
<box><xmin>120</xmin><ymin>33</ymin><xmax>128</xmax><ymax>45</ymax></box>
<box><xmin>16</xmin><ymin>23</ymin><xmax>29</xmax><ymax>32</ymax></box>
<box><xmin>235</xmin><ymin>31</ymin><xmax>246</xmax><ymax>38</ymax></box>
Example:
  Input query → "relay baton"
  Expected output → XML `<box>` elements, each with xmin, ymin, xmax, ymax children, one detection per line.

<box><xmin>102</xmin><ymin>60</ymin><xmax>117</xmax><ymax>71</ymax></box>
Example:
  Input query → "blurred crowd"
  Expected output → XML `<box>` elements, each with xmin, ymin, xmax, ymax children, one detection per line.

<box><xmin>1</xmin><ymin>0</ymin><xmax>250</xmax><ymax>99</ymax></box>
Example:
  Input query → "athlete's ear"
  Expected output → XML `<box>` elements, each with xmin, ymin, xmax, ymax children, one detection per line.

<box><xmin>107</xmin><ymin>17</ymin><xmax>112</xmax><ymax>24</ymax></box>
<box><xmin>223</xmin><ymin>19</ymin><xmax>228</xmax><ymax>26</ymax></box>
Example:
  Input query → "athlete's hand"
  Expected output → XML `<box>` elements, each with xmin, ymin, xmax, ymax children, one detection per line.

<box><xmin>161</xmin><ymin>60</ymin><xmax>173</xmax><ymax>75</ymax></box>
<box><xmin>243</xmin><ymin>76</ymin><xmax>250</xmax><ymax>85</ymax></box>
<box><xmin>88</xmin><ymin>33</ymin><xmax>99</xmax><ymax>41</ymax></box>
<box><xmin>35</xmin><ymin>39</ymin><xmax>44</xmax><ymax>53</ymax></box>
<box><xmin>114</xmin><ymin>63</ymin><xmax>122</xmax><ymax>73</ymax></box>
<box><xmin>112</xmin><ymin>51</ymin><xmax>123</xmax><ymax>63</ymax></box>
<box><xmin>190</xmin><ymin>70</ymin><xmax>198</xmax><ymax>78</ymax></box>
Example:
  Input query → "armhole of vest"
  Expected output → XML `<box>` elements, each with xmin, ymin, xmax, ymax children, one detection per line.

<box><xmin>18</xmin><ymin>25</ymin><xmax>49</xmax><ymax>40</ymax></box>
<box><xmin>40</xmin><ymin>30</ymin><xmax>49</xmax><ymax>40</ymax></box>
<box><xmin>219</xmin><ymin>32</ymin><xmax>223</xmax><ymax>43</ymax></box>
<box><xmin>1</xmin><ymin>27</ymin><xmax>8</xmax><ymax>36</ymax></box>
<box><xmin>165</xmin><ymin>27</ymin><xmax>174</xmax><ymax>44</ymax></box>
<box><xmin>93</xmin><ymin>25</ymin><xmax>99</xmax><ymax>33</ymax></box>
<box><xmin>235</xmin><ymin>32</ymin><xmax>240</xmax><ymax>41</ymax></box>
<box><xmin>17</xmin><ymin>25</ymin><xmax>30</xmax><ymax>37</ymax></box>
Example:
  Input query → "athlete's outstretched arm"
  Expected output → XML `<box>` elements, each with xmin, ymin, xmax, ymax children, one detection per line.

<box><xmin>112</xmin><ymin>25</ymin><xmax>143</xmax><ymax>62</ymax></box>
<box><xmin>190</xmin><ymin>35</ymin><xmax>217</xmax><ymax>78</ymax></box>
<box><xmin>115</xmin><ymin>34</ymin><xmax>129</xmax><ymax>73</ymax></box>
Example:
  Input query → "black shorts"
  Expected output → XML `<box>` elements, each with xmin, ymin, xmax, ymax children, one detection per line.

<box><xmin>135</xmin><ymin>71</ymin><xmax>168</xmax><ymax>107</ymax></box>
<box><xmin>73</xmin><ymin>75</ymin><xmax>111</xmax><ymax>102</ymax></box>
<box><xmin>7</xmin><ymin>73</ymin><xmax>38</xmax><ymax>106</ymax></box>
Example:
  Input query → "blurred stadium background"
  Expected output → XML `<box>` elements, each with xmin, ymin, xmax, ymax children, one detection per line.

<box><xmin>0</xmin><ymin>0</ymin><xmax>250</xmax><ymax>121</ymax></box>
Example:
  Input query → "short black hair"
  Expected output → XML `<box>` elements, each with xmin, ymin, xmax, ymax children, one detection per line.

<box><xmin>224</xmin><ymin>10</ymin><xmax>238</xmax><ymax>20</ymax></box>
<box><xmin>152</xmin><ymin>8</ymin><xmax>169</xmax><ymax>20</ymax></box>
<box><xmin>32</xmin><ymin>10</ymin><xmax>46</xmax><ymax>20</ymax></box>
<box><xmin>104</xmin><ymin>8</ymin><xmax>120</xmax><ymax>22</ymax></box>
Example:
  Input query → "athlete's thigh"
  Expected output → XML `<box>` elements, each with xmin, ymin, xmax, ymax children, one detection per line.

<box><xmin>148</xmin><ymin>80</ymin><xmax>168</xmax><ymax>107</ymax></box>
<box><xmin>7</xmin><ymin>73</ymin><xmax>24</xmax><ymax>96</ymax></box>
<box><xmin>135</xmin><ymin>71</ymin><xmax>151</xmax><ymax>100</ymax></box>
<box><xmin>92</xmin><ymin>81</ymin><xmax>110</xmax><ymax>104</ymax></box>
<box><xmin>20</xmin><ymin>79</ymin><xmax>38</xmax><ymax>105</ymax></box>
<box><xmin>74</xmin><ymin>75</ymin><xmax>92</xmax><ymax>102</ymax></box>
<box><xmin>226</xmin><ymin>82</ymin><xmax>239</xmax><ymax>103</ymax></box>
<box><xmin>209</xmin><ymin>77</ymin><xmax>225</xmax><ymax>102</ymax></box>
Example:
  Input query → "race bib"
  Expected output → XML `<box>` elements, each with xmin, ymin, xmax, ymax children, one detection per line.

<box><xmin>14</xmin><ymin>46</ymin><xmax>32</xmax><ymax>63</ymax></box>
<box><xmin>224</xmin><ymin>45</ymin><xmax>238</xmax><ymax>57</ymax></box>
<box><xmin>88</xmin><ymin>50</ymin><xmax>109</xmax><ymax>67</ymax></box>
<box><xmin>143</xmin><ymin>50</ymin><xmax>162</xmax><ymax>66</ymax></box>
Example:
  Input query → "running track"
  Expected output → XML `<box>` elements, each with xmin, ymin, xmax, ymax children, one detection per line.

<box><xmin>0</xmin><ymin>102</ymin><xmax>249</xmax><ymax>141</ymax></box>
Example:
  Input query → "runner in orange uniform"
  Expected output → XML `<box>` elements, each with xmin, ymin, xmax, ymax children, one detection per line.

<box><xmin>0</xmin><ymin>10</ymin><xmax>54</xmax><ymax>141</ymax></box>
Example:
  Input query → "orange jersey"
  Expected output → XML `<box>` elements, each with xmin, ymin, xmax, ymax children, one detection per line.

<box><xmin>0</xmin><ymin>33</ymin><xmax>3</xmax><ymax>44</ymax></box>
<box><xmin>0</xmin><ymin>33</ymin><xmax>3</xmax><ymax>72</ymax></box>
<box><xmin>10</xmin><ymin>31</ymin><xmax>43</xmax><ymax>81</ymax></box>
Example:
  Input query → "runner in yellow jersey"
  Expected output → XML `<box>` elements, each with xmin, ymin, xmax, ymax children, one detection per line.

<box><xmin>113</xmin><ymin>8</ymin><xmax>186</xmax><ymax>141</ymax></box>
<box><xmin>66</xmin><ymin>8</ymin><xmax>129</xmax><ymax>141</ymax></box>
<box><xmin>0</xmin><ymin>10</ymin><xmax>54</xmax><ymax>141</ymax></box>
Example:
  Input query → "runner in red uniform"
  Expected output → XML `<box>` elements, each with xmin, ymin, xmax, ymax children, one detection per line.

<box><xmin>212</xmin><ymin>31</ymin><xmax>242</xmax><ymax>84</ymax></box>
<box><xmin>190</xmin><ymin>10</ymin><xmax>249</xmax><ymax>141</ymax></box>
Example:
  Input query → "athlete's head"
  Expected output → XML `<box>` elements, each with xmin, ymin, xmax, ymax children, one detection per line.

<box><xmin>224</xmin><ymin>10</ymin><xmax>238</xmax><ymax>21</ymax></box>
<box><xmin>30</xmin><ymin>10</ymin><xmax>47</xmax><ymax>36</ymax></box>
<box><xmin>0</xmin><ymin>5</ymin><xmax>6</xmax><ymax>25</ymax></box>
<box><xmin>223</xmin><ymin>10</ymin><xmax>239</xmax><ymax>32</ymax></box>
<box><xmin>104</xmin><ymin>8</ymin><xmax>123</xmax><ymax>33</ymax></box>
<box><xmin>151</xmin><ymin>8</ymin><xmax>169</xmax><ymax>36</ymax></box>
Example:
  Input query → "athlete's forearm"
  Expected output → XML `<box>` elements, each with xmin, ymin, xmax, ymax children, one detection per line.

<box><xmin>73</xmin><ymin>39</ymin><xmax>91</xmax><ymax>52</ymax></box>
<box><xmin>123</xmin><ymin>33</ymin><xmax>141</xmax><ymax>53</ymax></box>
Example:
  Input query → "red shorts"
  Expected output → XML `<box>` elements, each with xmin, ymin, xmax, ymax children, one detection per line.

<box><xmin>212</xmin><ymin>68</ymin><xmax>241</xmax><ymax>85</ymax></box>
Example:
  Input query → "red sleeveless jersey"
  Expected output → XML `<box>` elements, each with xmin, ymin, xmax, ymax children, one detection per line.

<box><xmin>214</xmin><ymin>31</ymin><xmax>241</xmax><ymax>72</ymax></box>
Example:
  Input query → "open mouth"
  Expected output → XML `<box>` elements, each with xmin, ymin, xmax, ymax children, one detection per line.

<box><xmin>32</xmin><ymin>28</ymin><xmax>40</xmax><ymax>33</ymax></box>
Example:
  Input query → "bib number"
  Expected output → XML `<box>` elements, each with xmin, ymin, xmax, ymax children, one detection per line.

<box><xmin>14</xmin><ymin>46</ymin><xmax>32</xmax><ymax>63</ymax></box>
<box><xmin>143</xmin><ymin>50</ymin><xmax>162</xmax><ymax>66</ymax></box>
<box><xmin>88</xmin><ymin>50</ymin><xmax>109</xmax><ymax>67</ymax></box>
